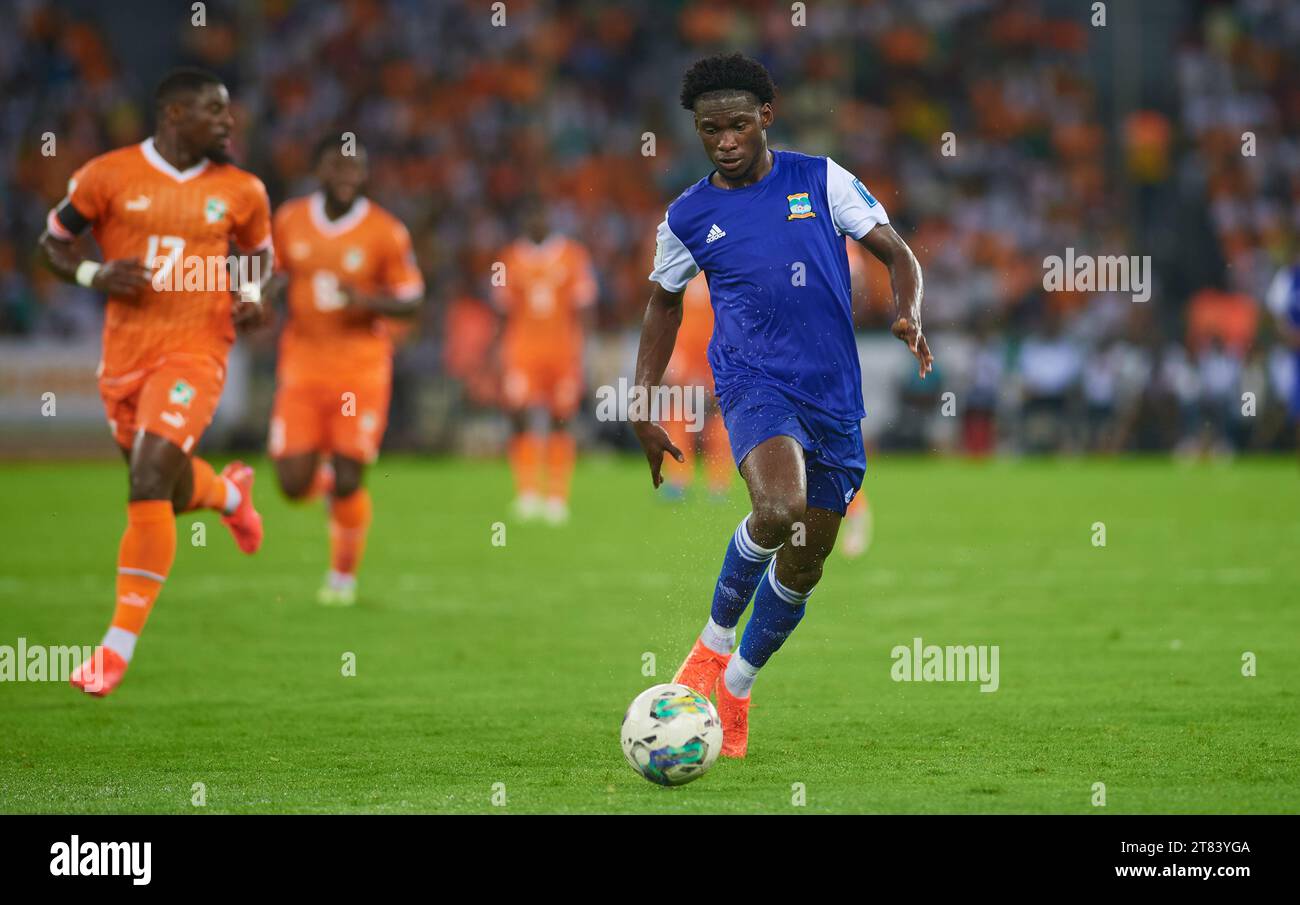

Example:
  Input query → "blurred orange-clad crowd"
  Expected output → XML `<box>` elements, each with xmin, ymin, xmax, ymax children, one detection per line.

<box><xmin>3</xmin><ymin>0</ymin><xmax>1300</xmax><ymax>453</ymax></box>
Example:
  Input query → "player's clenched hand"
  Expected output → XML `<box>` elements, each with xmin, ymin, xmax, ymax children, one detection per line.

<box><xmin>338</xmin><ymin>287</ymin><xmax>379</xmax><ymax>322</ymax></box>
<box><xmin>92</xmin><ymin>259</ymin><xmax>153</xmax><ymax>298</ymax></box>
<box><xmin>631</xmin><ymin>419</ymin><xmax>684</xmax><ymax>489</ymax></box>
<box><xmin>232</xmin><ymin>297</ymin><xmax>271</xmax><ymax>332</ymax></box>
<box><xmin>892</xmin><ymin>316</ymin><xmax>934</xmax><ymax>378</ymax></box>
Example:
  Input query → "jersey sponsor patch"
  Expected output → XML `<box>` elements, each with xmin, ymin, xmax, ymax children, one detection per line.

<box><xmin>851</xmin><ymin>178</ymin><xmax>878</xmax><ymax>207</ymax></box>
<box><xmin>787</xmin><ymin>192</ymin><xmax>815</xmax><ymax>220</ymax></box>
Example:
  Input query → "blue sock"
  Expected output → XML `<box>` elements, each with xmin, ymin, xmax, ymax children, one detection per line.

<box><xmin>735</xmin><ymin>560</ymin><xmax>811</xmax><ymax>672</ymax></box>
<box><xmin>709</xmin><ymin>514</ymin><xmax>781</xmax><ymax>632</ymax></box>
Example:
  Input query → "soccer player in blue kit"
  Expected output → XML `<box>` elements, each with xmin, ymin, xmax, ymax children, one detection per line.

<box><xmin>631</xmin><ymin>53</ymin><xmax>933</xmax><ymax>757</ymax></box>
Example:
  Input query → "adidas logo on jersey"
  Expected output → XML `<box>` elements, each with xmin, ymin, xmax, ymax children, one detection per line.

<box><xmin>125</xmin><ymin>195</ymin><xmax>151</xmax><ymax>211</ymax></box>
<box><xmin>706</xmin><ymin>224</ymin><xmax>727</xmax><ymax>244</ymax></box>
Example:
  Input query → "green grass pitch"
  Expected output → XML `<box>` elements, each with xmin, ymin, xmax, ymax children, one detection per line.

<box><xmin>1</xmin><ymin>455</ymin><xmax>1297</xmax><ymax>813</ymax></box>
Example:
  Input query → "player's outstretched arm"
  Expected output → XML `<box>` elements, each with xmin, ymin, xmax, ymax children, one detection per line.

<box><xmin>343</xmin><ymin>291</ymin><xmax>423</xmax><ymax>317</ymax></box>
<box><xmin>860</xmin><ymin>223</ymin><xmax>933</xmax><ymax>378</ymax></box>
<box><xmin>630</xmin><ymin>282</ymin><xmax>687</xmax><ymax>488</ymax></box>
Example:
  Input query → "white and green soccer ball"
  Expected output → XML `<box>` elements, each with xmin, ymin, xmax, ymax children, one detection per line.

<box><xmin>620</xmin><ymin>683</ymin><xmax>722</xmax><ymax>786</ymax></box>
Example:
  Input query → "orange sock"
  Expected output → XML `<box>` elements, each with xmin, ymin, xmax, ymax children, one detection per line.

<box><xmin>329</xmin><ymin>488</ymin><xmax>372</xmax><ymax>576</ymax></box>
<box><xmin>184</xmin><ymin>457</ymin><xmax>234</xmax><ymax>514</ymax></box>
<box><xmin>108</xmin><ymin>500</ymin><xmax>177</xmax><ymax>654</ymax></box>
<box><xmin>509</xmin><ymin>432</ymin><xmax>541</xmax><ymax>497</ymax></box>
<box><xmin>544</xmin><ymin>430</ymin><xmax>576</xmax><ymax>501</ymax></box>
<box><xmin>703</xmin><ymin>412</ymin><xmax>732</xmax><ymax>494</ymax></box>
<box><xmin>663</xmin><ymin>417</ymin><xmax>693</xmax><ymax>488</ymax></box>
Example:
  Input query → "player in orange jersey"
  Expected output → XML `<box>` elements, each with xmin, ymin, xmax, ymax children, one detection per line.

<box><xmin>494</xmin><ymin>199</ymin><xmax>597</xmax><ymax>525</ymax></box>
<box><xmin>842</xmin><ymin>235</ymin><xmax>876</xmax><ymax>558</ymax></box>
<box><xmin>38</xmin><ymin>68</ymin><xmax>273</xmax><ymax>696</ymax></box>
<box><xmin>661</xmin><ymin>274</ymin><xmax>731</xmax><ymax>501</ymax></box>
<box><xmin>266</xmin><ymin>138</ymin><xmax>424</xmax><ymax>605</ymax></box>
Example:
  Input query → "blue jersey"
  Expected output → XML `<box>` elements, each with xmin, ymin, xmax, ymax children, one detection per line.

<box><xmin>649</xmin><ymin>150</ymin><xmax>889</xmax><ymax>421</ymax></box>
<box><xmin>1268</xmin><ymin>265</ymin><xmax>1300</xmax><ymax>331</ymax></box>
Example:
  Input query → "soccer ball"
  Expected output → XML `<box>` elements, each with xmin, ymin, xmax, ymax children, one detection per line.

<box><xmin>620</xmin><ymin>683</ymin><xmax>723</xmax><ymax>786</ymax></box>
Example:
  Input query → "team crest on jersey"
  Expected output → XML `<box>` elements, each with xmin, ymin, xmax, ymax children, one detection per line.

<box><xmin>786</xmin><ymin>192</ymin><xmax>815</xmax><ymax>220</ymax></box>
<box><xmin>168</xmin><ymin>380</ymin><xmax>195</xmax><ymax>408</ymax></box>
<box><xmin>343</xmin><ymin>248</ymin><xmax>364</xmax><ymax>272</ymax></box>
<box><xmin>204</xmin><ymin>197</ymin><xmax>228</xmax><ymax>224</ymax></box>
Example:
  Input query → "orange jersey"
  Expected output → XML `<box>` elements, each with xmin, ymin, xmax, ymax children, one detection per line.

<box><xmin>494</xmin><ymin>235</ymin><xmax>597</xmax><ymax>362</ymax></box>
<box><xmin>50</xmin><ymin>138</ymin><xmax>271</xmax><ymax>376</ymax></box>
<box><xmin>670</xmin><ymin>271</ymin><xmax>712</xmax><ymax>377</ymax></box>
<box><xmin>273</xmin><ymin>193</ymin><xmax>424</xmax><ymax>385</ymax></box>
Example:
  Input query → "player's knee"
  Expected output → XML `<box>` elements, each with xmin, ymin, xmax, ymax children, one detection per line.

<box><xmin>332</xmin><ymin>459</ymin><xmax>364</xmax><ymax>498</ymax></box>
<box><xmin>280</xmin><ymin>479</ymin><xmax>312</xmax><ymax>501</ymax></box>
<box><xmin>275</xmin><ymin>465</ymin><xmax>314</xmax><ymax>501</ymax></box>
<box><xmin>128</xmin><ymin>459</ymin><xmax>175</xmax><ymax>501</ymax></box>
<box><xmin>750</xmin><ymin>498</ymin><xmax>804</xmax><ymax>539</ymax></box>
<box><xmin>333</xmin><ymin>473</ymin><xmax>362</xmax><ymax>498</ymax></box>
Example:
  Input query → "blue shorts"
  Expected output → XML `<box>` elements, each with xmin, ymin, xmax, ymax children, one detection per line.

<box><xmin>720</xmin><ymin>383</ymin><xmax>866</xmax><ymax>515</ymax></box>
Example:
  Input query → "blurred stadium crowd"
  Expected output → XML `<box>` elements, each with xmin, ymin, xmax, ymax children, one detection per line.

<box><xmin>3</xmin><ymin>0</ymin><xmax>1299</xmax><ymax>455</ymax></box>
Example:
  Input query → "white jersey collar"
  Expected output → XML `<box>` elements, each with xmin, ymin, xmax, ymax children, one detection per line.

<box><xmin>140</xmin><ymin>137</ymin><xmax>211</xmax><ymax>183</ymax></box>
<box><xmin>309</xmin><ymin>191</ymin><xmax>371</xmax><ymax>237</ymax></box>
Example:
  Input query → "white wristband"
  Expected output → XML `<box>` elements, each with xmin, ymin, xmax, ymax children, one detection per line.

<box><xmin>75</xmin><ymin>261</ymin><xmax>101</xmax><ymax>288</ymax></box>
<box><xmin>239</xmin><ymin>282</ymin><xmax>263</xmax><ymax>305</ymax></box>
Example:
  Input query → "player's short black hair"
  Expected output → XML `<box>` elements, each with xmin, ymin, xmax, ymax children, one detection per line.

<box><xmin>154</xmin><ymin>67</ymin><xmax>225</xmax><ymax>110</ymax></box>
<box><xmin>679</xmin><ymin>52</ymin><xmax>776</xmax><ymax>111</ymax></box>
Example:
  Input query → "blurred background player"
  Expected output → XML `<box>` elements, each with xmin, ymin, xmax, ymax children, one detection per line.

<box><xmin>37</xmin><ymin>67</ymin><xmax>272</xmax><ymax>696</ymax></box>
<box><xmin>841</xmin><ymin>237</ymin><xmax>876</xmax><ymax>558</ymax></box>
<box><xmin>494</xmin><ymin>198</ymin><xmax>597</xmax><ymax>525</ymax></box>
<box><xmin>267</xmin><ymin>138</ymin><xmax>425</xmax><ymax>605</ymax></box>
<box><xmin>1267</xmin><ymin>260</ymin><xmax>1300</xmax><ymax>462</ymax></box>
<box><xmin>660</xmin><ymin>274</ymin><xmax>731</xmax><ymax>501</ymax></box>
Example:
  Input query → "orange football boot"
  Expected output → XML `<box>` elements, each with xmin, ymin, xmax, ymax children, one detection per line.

<box><xmin>220</xmin><ymin>461</ymin><xmax>263</xmax><ymax>554</ymax></box>
<box><xmin>69</xmin><ymin>646</ymin><xmax>129</xmax><ymax>697</ymax></box>
<box><xmin>716</xmin><ymin>676</ymin><xmax>751</xmax><ymax>758</ymax></box>
<box><xmin>672</xmin><ymin>638</ymin><xmax>730</xmax><ymax>700</ymax></box>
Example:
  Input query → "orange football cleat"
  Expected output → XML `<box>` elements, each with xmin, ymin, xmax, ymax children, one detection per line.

<box><xmin>716</xmin><ymin>677</ymin><xmax>751</xmax><ymax>758</ymax></box>
<box><xmin>672</xmin><ymin>638</ymin><xmax>730</xmax><ymax>700</ymax></box>
<box><xmin>69</xmin><ymin>646</ymin><xmax>129</xmax><ymax>697</ymax></box>
<box><xmin>220</xmin><ymin>461</ymin><xmax>263</xmax><ymax>554</ymax></box>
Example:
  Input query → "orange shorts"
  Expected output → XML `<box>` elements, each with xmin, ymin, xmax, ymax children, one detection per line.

<box><xmin>98</xmin><ymin>353</ymin><xmax>227</xmax><ymax>454</ymax></box>
<box><xmin>269</xmin><ymin>378</ymin><xmax>390</xmax><ymax>464</ymax></box>
<box><xmin>502</xmin><ymin>354</ymin><xmax>582</xmax><ymax>418</ymax></box>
